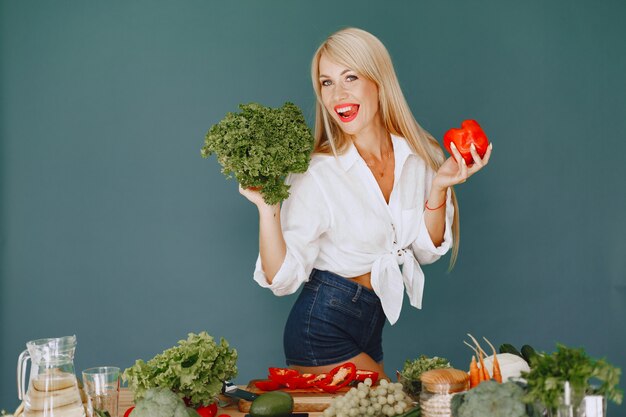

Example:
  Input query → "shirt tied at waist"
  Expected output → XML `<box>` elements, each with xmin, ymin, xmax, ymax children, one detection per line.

<box><xmin>370</xmin><ymin>248</ymin><xmax>425</xmax><ymax>325</ymax></box>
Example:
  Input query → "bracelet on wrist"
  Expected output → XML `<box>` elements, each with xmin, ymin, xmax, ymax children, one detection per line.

<box><xmin>424</xmin><ymin>199</ymin><xmax>446</xmax><ymax>211</ymax></box>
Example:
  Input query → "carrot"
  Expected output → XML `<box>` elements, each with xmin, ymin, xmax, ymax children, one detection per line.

<box><xmin>469</xmin><ymin>355</ymin><xmax>480</xmax><ymax>388</ymax></box>
<box><xmin>467</xmin><ymin>334</ymin><xmax>490</xmax><ymax>381</ymax></box>
<box><xmin>483</xmin><ymin>337</ymin><xmax>503</xmax><ymax>383</ymax></box>
<box><xmin>464</xmin><ymin>339</ymin><xmax>486</xmax><ymax>384</ymax></box>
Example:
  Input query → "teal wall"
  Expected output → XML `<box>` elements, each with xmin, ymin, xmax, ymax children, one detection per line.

<box><xmin>1</xmin><ymin>0</ymin><xmax>625</xmax><ymax>414</ymax></box>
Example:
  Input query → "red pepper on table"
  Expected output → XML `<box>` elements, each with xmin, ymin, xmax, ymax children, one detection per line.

<box><xmin>268</xmin><ymin>367</ymin><xmax>300</xmax><ymax>384</ymax></box>
<box><xmin>254</xmin><ymin>379</ymin><xmax>282</xmax><ymax>391</ymax></box>
<box><xmin>354</xmin><ymin>369</ymin><xmax>379</xmax><ymax>384</ymax></box>
<box><xmin>443</xmin><ymin>119</ymin><xmax>490</xmax><ymax>165</ymax></box>
<box><xmin>306</xmin><ymin>373</ymin><xmax>328</xmax><ymax>388</ymax></box>
<box><xmin>284</xmin><ymin>372</ymin><xmax>316</xmax><ymax>389</ymax></box>
<box><xmin>195</xmin><ymin>403</ymin><xmax>218</xmax><ymax>417</ymax></box>
<box><xmin>318</xmin><ymin>362</ymin><xmax>357</xmax><ymax>393</ymax></box>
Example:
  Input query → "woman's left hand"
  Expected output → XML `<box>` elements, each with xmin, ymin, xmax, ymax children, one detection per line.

<box><xmin>432</xmin><ymin>142</ymin><xmax>493</xmax><ymax>190</ymax></box>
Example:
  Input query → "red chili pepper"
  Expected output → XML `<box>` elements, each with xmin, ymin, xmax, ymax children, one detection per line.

<box><xmin>196</xmin><ymin>403</ymin><xmax>218</xmax><ymax>417</ymax></box>
<box><xmin>123</xmin><ymin>406</ymin><xmax>135</xmax><ymax>417</ymax></box>
<box><xmin>268</xmin><ymin>367</ymin><xmax>300</xmax><ymax>384</ymax></box>
<box><xmin>443</xmin><ymin>119</ymin><xmax>490</xmax><ymax>165</ymax></box>
<box><xmin>354</xmin><ymin>370</ymin><xmax>379</xmax><ymax>384</ymax></box>
<box><xmin>318</xmin><ymin>362</ymin><xmax>357</xmax><ymax>393</ymax></box>
<box><xmin>254</xmin><ymin>379</ymin><xmax>282</xmax><ymax>391</ymax></box>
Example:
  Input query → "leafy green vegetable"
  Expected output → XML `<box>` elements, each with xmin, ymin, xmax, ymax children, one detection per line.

<box><xmin>451</xmin><ymin>381</ymin><xmax>529</xmax><ymax>417</ymax></box>
<box><xmin>521</xmin><ymin>343</ymin><xmax>622</xmax><ymax>414</ymax></box>
<box><xmin>399</xmin><ymin>355</ymin><xmax>451</xmax><ymax>398</ymax></box>
<box><xmin>131</xmin><ymin>387</ymin><xmax>199</xmax><ymax>417</ymax></box>
<box><xmin>201</xmin><ymin>102</ymin><xmax>314</xmax><ymax>205</ymax></box>
<box><xmin>123</xmin><ymin>332</ymin><xmax>238</xmax><ymax>407</ymax></box>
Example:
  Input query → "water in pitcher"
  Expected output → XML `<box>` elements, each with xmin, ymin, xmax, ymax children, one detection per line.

<box><xmin>18</xmin><ymin>336</ymin><xmax>86</xmax><ymax>417</ymax></box>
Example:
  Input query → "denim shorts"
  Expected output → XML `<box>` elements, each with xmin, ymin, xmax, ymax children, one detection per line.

<box><xmin>284</xmin><ymin>269</ymin><xmax>385</xmax><ymax>367</ymax></box>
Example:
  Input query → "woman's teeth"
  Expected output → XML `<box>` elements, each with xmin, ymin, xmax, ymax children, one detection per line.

<box><xmin>335</xmin><ymin>104</ymin><xmax>359</xmax><ymax>121</ymax></box>
<box><xmin>336</xmin><ymin>106</ymin><xmax>354</xmax><ymax>114</ymax></box>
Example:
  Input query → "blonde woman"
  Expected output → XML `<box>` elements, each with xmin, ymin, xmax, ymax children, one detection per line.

<box><xmin>240</xmin><ymin>28</ymin><xmax>492</xmax><ymax>378</ymax></box>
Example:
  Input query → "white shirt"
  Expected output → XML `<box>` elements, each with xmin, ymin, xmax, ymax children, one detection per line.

<box><xmin>254</xmin><ymin>134</ymin><xmax>454</xmax><ymax>325</ymax></box>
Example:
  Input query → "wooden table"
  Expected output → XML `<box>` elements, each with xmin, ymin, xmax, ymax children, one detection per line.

<box><xmin>118</xmin><ymin>388</ymin><xmax>326</xmax><ymax>417</ymax></box>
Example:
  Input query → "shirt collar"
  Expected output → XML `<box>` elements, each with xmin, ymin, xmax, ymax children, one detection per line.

<box><xmin>336</xmin><ymin>134</ymin><xmax>414</xmax><ymax>172</ymax></box>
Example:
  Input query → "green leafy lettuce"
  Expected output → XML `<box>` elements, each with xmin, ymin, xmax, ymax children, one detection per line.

<box><xmin>123</xmin><ymin>332</ymin><xmax>237</xmax><ymax>407</ymax></box>
<box><xmin>201</xmin><ymin>102</ymin><xmax>314</xmax><ymax>205</ymax></box>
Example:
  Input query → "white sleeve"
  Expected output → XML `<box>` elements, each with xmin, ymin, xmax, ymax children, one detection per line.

<box><xmin>411</xmin><ymin>181</ymin><xmax>454</xmax><ymax>266</ymax></box>
<box><xmin>253</xmin><ymin>171</ymin><xmax>331</xmax><ymax>295</ymax></box>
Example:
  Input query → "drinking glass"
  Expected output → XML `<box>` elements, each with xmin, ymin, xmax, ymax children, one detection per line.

<box><xmin>82</xmin><ymin>366</ymin><xmax>120</xmax><ymax>417</ymax></box>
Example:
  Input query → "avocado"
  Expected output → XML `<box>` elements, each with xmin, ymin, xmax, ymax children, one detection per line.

<box><xmin>249</xmin><ymin>391</ymin><xmax>294</xmax><ymax>417</ymax></box>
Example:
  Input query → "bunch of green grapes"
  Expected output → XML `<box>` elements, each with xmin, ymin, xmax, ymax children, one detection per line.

<box><xmin>323</xmin><ymin>378</ymin><xmax>414</xmax><ymax>417</ymax></box>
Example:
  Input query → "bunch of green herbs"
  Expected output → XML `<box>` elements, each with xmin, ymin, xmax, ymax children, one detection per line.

<box><xmin>123</xmin><ymin>332</ymin><xmax>237</xmax><ymax>407</ymax></box>
<box><xmin>521</xmin><ymin>343</ymin><xmax>622</xmax><ymax>413</ymax></box>
<box><xmin>399</xmin><ymin>355</ymin><xmax>451</xmax><ymax>399</ymax></box>
<box><xmin>201</xmin><ymin>102</ymin><xmax>314</xmax><ymax>205</ymax></box>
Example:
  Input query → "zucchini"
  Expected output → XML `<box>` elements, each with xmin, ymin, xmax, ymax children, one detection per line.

<box><xmin>521</xmin><ymin>344</ymin><xmax>538</xmax><ymax>364</ymax></box>
<box><xmin>499</xmin><ymin>343</ymin><xmax>523</xmax><ymax>358</ymax></box>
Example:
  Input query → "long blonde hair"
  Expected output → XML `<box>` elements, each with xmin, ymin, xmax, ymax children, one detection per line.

<box><xmin>310</xmin><ymin>27</ymin><xmax>460</xmax><ymax>267</ymax></box>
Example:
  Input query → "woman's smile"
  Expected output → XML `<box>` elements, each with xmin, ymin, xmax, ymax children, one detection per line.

<box><xmin>334</xmin><ymin>103</ymin><xmax>360</xmax><ymax>123</ymax></box>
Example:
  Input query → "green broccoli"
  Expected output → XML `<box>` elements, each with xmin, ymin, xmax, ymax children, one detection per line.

<box><xmin>452</xmin><ymin>381</ymin><xmax>528</xmax><ymax>417</ymax></box>
<box><xmin>131</xmin><ymin>388</ymin><xmax>200</xmax><ymax>417</ymax></box>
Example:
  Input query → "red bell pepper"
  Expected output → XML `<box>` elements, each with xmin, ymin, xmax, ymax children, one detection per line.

<box><xmin>443</xmin><ymin>119</ymin><xmax>490</xmax><ymax>165</ymax></box>
<box><xmin>196</xmin><ymin>403</ymin><xmax>218</xmax><ymax>417</ymax></box>
<box><xmin>254</xmin><ymin>379</ymin><xmax>282</xmax><ymax>391</ymax></box>
<box><xmin>305</xmin><ymin>373</ymin><xmax>328</xmax><ymax>388</ymax></box>
<box><xmin>354</xmin><ymin>370</ymin><xmax>379</xmax><ymax>384</ymax></box>
<box><xmin>268</xmin><ymin>367</ymin><xmax>300</xmax><ymax>384</ymax></box>
<box><xmin>284</xmin><ymin>372</ymin><xmax>316</xmax><ymax>389</ymax></box>
<box><xmin>318</xmin><ymin>362</ymin><xmax>357</xmax><ymax>393</ymax></box>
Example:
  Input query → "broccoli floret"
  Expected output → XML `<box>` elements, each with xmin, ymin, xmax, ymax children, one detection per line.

<box><xmin>131</xmin><ymin>388</ymin><xmax>199</xmax><ymax>417</ymax></box>
<box><xmin>453</xmin><ymin>381</ymin><xmax>528</xmax><ymax>417</ymax></box>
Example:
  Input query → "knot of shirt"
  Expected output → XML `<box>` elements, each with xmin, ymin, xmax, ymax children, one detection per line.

<box><xmin>395</xmin><ymin>248</ymin><xmax>407</xmax><ymax>265</ymax></box>
<box><xmin>370</xmin><ymin>247</ymin><xmax>426</xmax><ymax>325</ymax></box>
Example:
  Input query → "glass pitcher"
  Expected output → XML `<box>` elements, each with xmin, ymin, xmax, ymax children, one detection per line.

<box><xmin>17</xmin><ymin>335</ymin><xmax>86</xmax><ymax>417</ymax></box>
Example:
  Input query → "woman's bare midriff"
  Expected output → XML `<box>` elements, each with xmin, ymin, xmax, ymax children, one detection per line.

<box><xmin>350</xmin><ymin>272</ymin><xmax>373</xmax><ymax>290</ymax></box>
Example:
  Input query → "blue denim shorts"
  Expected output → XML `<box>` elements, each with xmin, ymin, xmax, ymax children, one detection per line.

<box><xmin>284</xmin><ymin>269</ymin><xmax>385</xmax><ymax>367</ymax></box>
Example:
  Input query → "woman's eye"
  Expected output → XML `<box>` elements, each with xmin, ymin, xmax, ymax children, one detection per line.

<box><xmin>321</xmin><ymin>79</ymin><xmax>332</xmax><ymax>87</ymax></box>
<box><xmin>346</xmin><ymin>75</ymin><xmax>358</xmax><ymax>82</ymax></box>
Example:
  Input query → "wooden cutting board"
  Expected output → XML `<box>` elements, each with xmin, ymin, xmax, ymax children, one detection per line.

<box><xmin>237</xmin><ymin>380</ymin><xmax>349</xmax><ymax>413</ymax></box>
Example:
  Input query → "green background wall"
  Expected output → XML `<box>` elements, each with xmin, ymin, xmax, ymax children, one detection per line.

<box><xmin>1</xmin><ymin>0</ymin><xmax>625</xmax><ymax>414</ymax></box>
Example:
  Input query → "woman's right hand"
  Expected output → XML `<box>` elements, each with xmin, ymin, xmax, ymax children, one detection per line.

<box><xmin>239</xmin><ymin>184</ymin><xmax>268</xmax><ymax>207</ymax></box>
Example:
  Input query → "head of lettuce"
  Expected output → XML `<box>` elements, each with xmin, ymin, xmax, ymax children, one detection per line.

<box><xmin>201</xmin><ymin>102</ymin><xmax>314</xmax><ymax>205</ymax></box>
